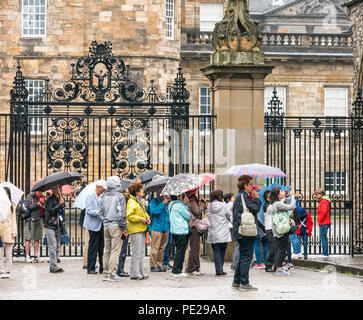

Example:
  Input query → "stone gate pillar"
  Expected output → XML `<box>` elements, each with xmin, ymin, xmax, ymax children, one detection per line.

<box><xmin>201</xmin><ymin>0</ymin><xmax>273</xmax><ymax>261</ymax></box>
<box><xmin>201</xmin><ymin>0</ymin><xmax>273</xmax><ymax>194</ymax></box>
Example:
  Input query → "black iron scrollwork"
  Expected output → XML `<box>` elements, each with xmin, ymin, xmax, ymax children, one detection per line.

<box><xmin>48</xmin><ymin>118</ymin><xmax>88</xmax><ymax>172</ymax></box>
<box><xmin>10</xmin><ymin>63</ymin><xmax>29</xmax><ymax>103</ymax></box>
<box><xmin>112</xmin><ymin>118</ymin><xmax>150</xmax><ymax>179</ymax></box>
<box><xmin>351</xmin><ymin>89</ymin><xmax>363</xmax><ymax>129</ymax></box>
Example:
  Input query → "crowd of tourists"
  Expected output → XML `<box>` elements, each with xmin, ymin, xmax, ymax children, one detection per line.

<box><xmin>0</xmin><ymin>174</ymin><xmax>332</xmax><ymax>291</ymax></box>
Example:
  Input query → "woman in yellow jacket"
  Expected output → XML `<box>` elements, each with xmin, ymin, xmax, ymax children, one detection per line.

<box><xmin>0</xmin><ymin>187</ymin><xmax>17</xmax><ymax>279</ymax></box>
<box><xmin>127</xmin><ymin>182</ymin><xmax>150</xmax><ymax>280</ymax></box>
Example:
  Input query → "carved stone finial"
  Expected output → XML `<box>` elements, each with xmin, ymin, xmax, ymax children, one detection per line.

<box><xmin>212</xmin><ymin>0</ymin><xmax>262</xmax><ymax>53</ymax></box>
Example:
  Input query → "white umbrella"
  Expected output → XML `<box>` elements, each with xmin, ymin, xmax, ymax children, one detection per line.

<box><xmin>0</xmin><ymin>182</ymin><xmax>24</xmax><ymax>206</ymax></box>
<box><xmin>73</xmin><ymin>181</ymin><xmax>97</xmax><ymax>210</ymax></box>
<box><xmin>0</xmin><ymin>186</ymin><xmax>11</xmax><ymax>221</ymax></box>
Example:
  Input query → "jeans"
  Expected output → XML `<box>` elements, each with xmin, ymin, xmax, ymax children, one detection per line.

<box><xmin>117</xmin><ymin>235</ymin><xmax>129</xmax><ymax>274</ymax></box>
<box><xmin>301</xmin><ymin>234</ymin><xmax>308</xmax><ymax>256</ymax></box>
<box><xmin>320</xmin><ymin>224</ymin><xmax>330</xmax><ymax>256</ymax></box>
<box><xmin>211</xmin><ymin>242</ymin><xmax>227</xmax><ymax>274</ymax></box>
<box><xmin>254</xmin><ymin>236</ymin><xmax>268</xmax><ymax>265</ymax></box>
<box><xmin>233</xmin><ymin>237</ymin><xmax>255</xmax><ymax>286</ymax></box>
<box><xmin>163</xmin><ymin>232</ymin><xmax>172</xmax><ymax>266</ymax></box>
<box><xmin>87</xmin><ymin>227</ymin><xmax>104</xmax><ymax>272</ymax></box>
<box><xmin>171</xmin><ymin>234</ymin><xmax>189</xmax><ymax>274</ymax></box>
<box><xmin>290</xmin><ymin>233</ymin><xmax>301</xmax><ymax>254</ymax></box>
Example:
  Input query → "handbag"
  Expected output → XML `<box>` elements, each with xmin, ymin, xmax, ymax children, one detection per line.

<box><xmin>272</xmin><ymin>208</ymin><xmax>291</xmax><ymax>235</ymax></box>
<box><xmin>60</xmin><ymin>221</ymin><xmax>70</xmax><ymax>244</ymax></box>
<box><xmin>238</xmin><ymin>193</ymin><xmax>258</xmax><ymax>237</ymax></box>
<box><xmin>195</xmin><ymin>216</ymin><xmax>211</xmax><ymax>233</ymax></box>
<box><xmin>18</xmin><ymin>200</ymin><xmax>31</xmax><ymax>221</ymax></box>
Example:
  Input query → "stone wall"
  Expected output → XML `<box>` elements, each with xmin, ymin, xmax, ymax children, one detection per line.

<box><xmin>0</xmin><ymin>0</ymin><xmax>182</xmax><ymax>113</ymax></box>
<box><xmin>345</xmin><ymin>0</ymin><xmax>363</xmax><ymax>92</ymax></box>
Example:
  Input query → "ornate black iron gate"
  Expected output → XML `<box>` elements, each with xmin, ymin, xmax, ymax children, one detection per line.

<box><xmin>265</xmin><ymin>88</ymin><xmax>363</xmax><ymax>256</ymax></box>
<box><xmin>5</xmin><ymin>41</ymin><xmax>215</xmax><ymax>257</ymax></box>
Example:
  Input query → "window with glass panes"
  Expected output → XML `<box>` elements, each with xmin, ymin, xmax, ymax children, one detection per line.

<box><xmin>166</xmin><ymin>0</ymin><xmax>174</xmax><ymax>40</ymax></box>
<box><xmin>200</xmin><ymin>3</ymin><xmax>224</xmax><ymax>32</ymax></box>
<box><xmin>22</xmin><ymin>0</ymin><xmax>46</xmax><ymax>37</ymax></box>
<box><xmin>25</xmin><ymin>80</ymin><xmax>44</xmax><ymax>134</ymax></box>
<box><xmin>325</xmin><ymin>172</ymin><xmax>346</xmax><ymax>193</ymax></box>
<box><xmin>199</xmin><ymin>87</ymin><xmax>211</xmax><ymax>132</ymax></box>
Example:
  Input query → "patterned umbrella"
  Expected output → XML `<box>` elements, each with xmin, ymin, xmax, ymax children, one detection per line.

<box><xmin>0</xmin><ymin>182</ymin><xmax>24</xmax><ymax>206</ymax></box>
<box><xmin>0</xmin><ymin>186</ymin><xmax>11</xmax><ymax>221</ymax></box>
<box><xmin>161</xmin><ymin>173</ymin><xmax>203</xmax><ymax>196</ymax></box>
<box><xmin>226</xmin><ymin>163</ymin><xmax>287</xmax><ymax>178</ymax></box>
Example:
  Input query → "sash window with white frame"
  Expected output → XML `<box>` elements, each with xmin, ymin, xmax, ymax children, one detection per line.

<box><xmin>166</xmin><ymin>0</ymin><xmax>175</xmax><ymax>40</ymax></box>
<box><xmin>22</xmin><ymin>0</ymin><xmax>46</xmax><ymax>37</ymax></box>
<box><xmin>325</xmin><ymin>171</ymin><xmax>346</xmax><ymax>193</ymax></box>
<box><xmin>25</xmin><ymin>80</ymin><xmax>44</xmax><ymax>134</ymax></box>
<box><xmin>200</xmin><ymin>3</ymin><xmax>224</xmax><ymax>32</ymax></box>
<box><xmin>324</xmin><ymin>87</ymin><xmax>348</xmax><ymax>127</ymax></box>
<box><xmin>199</xmin><ymin>87</ymin><xmax>211</xmax><ymax>133</ymax></box>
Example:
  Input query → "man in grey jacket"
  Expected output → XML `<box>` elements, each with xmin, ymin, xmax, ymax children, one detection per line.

<box><xmin>99</xmin><ymin>176</ymin><xmax>128</xmax><ymax>282</ymax></box>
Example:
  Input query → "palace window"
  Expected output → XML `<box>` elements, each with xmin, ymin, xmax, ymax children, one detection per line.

<box><xmin>25</xmin><ymin>80</ymin><xmax>44</xmax><ymax>134</ymax></box>
<box><xmin>200</xmin><ymin>3</ymin><xmax>224</xmax><ymax>32</ymax></box>
<box><xmin>324</xmin><ymin>88</ymin><xmax>348</xmax><ymax>117</ymax></box>
<box><xmin>264</xmin><ymin>87</ymin><xmax>287</xmax><ymax>115</ymax></box>
<box><xmin>166</xmin><ymin>0</ymin><xmax>175</xmax><ymax>40</ymax></box>
<box><xmin>199</xmin><ymin>87</ymin><xmax>211</xmax><ymax>133</ymax></box>
<box><xmin>22</xmin><ymin>0</ymin><xmax>46</xmax><ymax>37</ymax></box>
<box><xmin>325</xmin><ymin>171</ymin><xmax>346</xmax><ymax>193</ymax></box>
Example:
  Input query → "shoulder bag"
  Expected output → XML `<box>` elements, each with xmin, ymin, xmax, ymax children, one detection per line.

<box><xmin>238</xmin><ymin>193</ymin><xmax>258</xmax><ymax>237</ymax></box>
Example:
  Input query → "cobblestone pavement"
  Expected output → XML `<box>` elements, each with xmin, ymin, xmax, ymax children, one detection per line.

<box><xmin>1</xmin><ymin>257</ymin><xmax>362</xmax><ymax>300</ymax></box>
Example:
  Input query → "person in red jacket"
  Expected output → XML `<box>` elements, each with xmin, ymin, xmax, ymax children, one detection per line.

<box><xmin>296</xmin><ymin>210</ymin><xmax>313</xmax><ymax>260</ymax></box>
<box><xmin>314</xmin><ymin>188</ymin><xmax>331</xmax><ymax>259</ymax></box>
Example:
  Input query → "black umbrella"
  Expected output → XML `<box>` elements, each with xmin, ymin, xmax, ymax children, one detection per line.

<box><xmin>144</xmin><ymin>176</ymin><xmax>170</xmax><ymax>194</ymax></box>
<box><xmin>32</xmin><ymin>172</ymin><xmax>83</xmax><ymax>192</ymax></box>
<box><xmin>137</xmin><ymin>170</ymin><xmax>166</xmax><ymax>184</ymax></box>
<box><xmin>120</xmin><ymin>179</ymin><xmax>133</xmax><ymax>192</ymax></box>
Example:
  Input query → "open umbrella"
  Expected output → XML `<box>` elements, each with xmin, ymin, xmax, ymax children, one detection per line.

<box><xmin>144</xmin><ymin>176</ymin><xmax>170</xmax><ymax>194</ymax></box>
<box><xmin>161</xmin><ymin>173</ymin><xmax>203</xmax><ymax>196</ymax></box>
<box><xmin>226</xmin><ymin>163</ymin><xmax>287</xmax><ymax>178</ymax></box>
<box><xmin>199</xmin><ymin>173</ymin><xmax>216</xmax><ymax>190</ymax></box>
<box><xmin>120</xmin><ymin>179</ymin><xmax>133</xmax><ymax>192</ymax></box>
<box><xmin>0</xmin><ymin>186</ymin><xmax>11</xmax><ymax>221</ymax></box>
<box><xmin>0</xmin><ymin>182</ymin><xmax>24</xmax><ymax>206</ymax></box>
<box><xmin>137</xmin><ymin>170</ymin><xmax>166</xmax><ymax>184</ymax></box>
<box><xmin>32</xmin><ymin>171</ymin><xmax>82</xmax><ymax>192</ymax></box>
<box><xmin>73</xmin><ymin>181</ymin><xmax>97</xmax><ymax>210</ymax></box>
<box><xmin>31</xmin><ymin>180</ymin><xmax>74</xmax><ymax>195</ymax></box>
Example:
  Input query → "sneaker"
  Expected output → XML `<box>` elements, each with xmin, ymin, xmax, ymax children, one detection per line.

<box><xmin>117</xmin><ymin>271</ymin><xmax>130</xmax><ymax>277</ymax></box>
<box><xmin>291</xmin><ymin>254</ymin><xmax>299</xmax><ymax>260</ymax></box>
<box><xmin>239</xmin><ymin>283</ymin><xmax>258</xmax><ymax>291</ymax></box>
<box><xmin>50</xmin><ymin>267</ymin><xmax>64</xmax><ymax>273</ymax></box>
<box><xmin>162</xmin><ymin>264</ymin><xmax>172</xmax><ymax>271</ymax></box>
<box><xmin>191</xmin><ymin>271</ymin><xmax>204</xmax><ymax>276</ymax></box>
<box><xmin>130</xmin><ymin>276</ymin><xmax>144</xmax><ymax>280</ymax></box>
<box><xmin>304</xmin><ymin>255</ymin><xmax>308</xmax><ymax>260</ymax></box>
<box><xmin>298</xmin><ymin>253</ymin><xmax>303</xmax><ymax>260</ymax></box>
<box><xmin>274</xmin><ymin>270</ymin><xmax>289</xmax><ymax>276</ymax></box>
<box><xmin>216</xmin><ymin>272</ymin><xmax>227</xmax><ymax>276</ymax></box>
<box><xmin>231</xmin><ymin>282</ymin><xmax>240</xmax><ymax>289</ymax></box>
<box><xmin>160</xmin><ymin>266</ymin><xmax>167</xmax><ymax>272</ymax></box>
<box><xmin>33</xmin><ymin>257</ymin><xmax>43</xmax><ymax>263</ymax></box>
<box><xmin>87</xmin><ymin>270</ymin><xmax>98</xmax><ymax>275</ymax></box>
<box><xmin>171</xmin><ymin>272</ymin><xmax>188</xmax><ymax>278</ymax></box>
<box><xmin>265</xmin><ymin>267</ymin><xmax>275</xmax><ymax>273</ymax></box>
<box><xmin>1</xmin><ymin>273</ymin><xmax>10</xmax><ymax>279</ymax></box>
<box><xmin>106</xmin><ymin>275</ymin><xmax>124</xmax><ymax>282</ymax></box>
<box><xmin>252</xmin><ymin>264</ymin><xmax>263</xmax><ymax>270</ymax></box>
<box><xmin>282</xmin><ymin>264</ymin><xmax>289</xmax><ymax>271</ymax></box>
<box><xmin>142</xmin><ymin>275</ymin><xmax>149</xmax><ymax>280</ymax></box>
<box><xmin>287</xmin><ymin>263</ymin><xmax>294</xmax><ymax>270</ymax></box>
<box><xmin>102</xmin><ymin>274</ymin><xmax>110</xmax><ymax>281</ymax></box>
<box><xmin>151</xmin><ymin>267</ymin><xmax>161</xmax><ymax>272</ymax></box>
<box><xmin>25</xmin><ymin>256</ymin><xmax>32</xmax><ymax>263</ymax></box>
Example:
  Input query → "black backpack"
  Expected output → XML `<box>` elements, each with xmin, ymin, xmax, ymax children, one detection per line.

<box><xmin>18</xmin><ymin>200</ymin><xmax>31</xmax><ymax>221</ymax></box>
<box><xmin>79</xmin><ymin>209</ymin><xmax>86</xmax><ymax>228</ymax></box>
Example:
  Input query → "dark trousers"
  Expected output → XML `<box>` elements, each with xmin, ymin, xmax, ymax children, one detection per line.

<box><xmin>186</xmin><ymin>227</ymin><xmax>201</xmax><ymax>273</ymax></box>
<box><xmin>88</xmin><ymin>227</ymin><xmax>104</xmax><ymax>272</ymax></box>
<box><xmin>211</xmin><ymin>242</ymin><xmax>227</xmax><ymax>274</ymax></box>
<box><xmin>265</xmin><ymin>230</ymin><xmax>277</xmax><ymax>270</ymax></box>
<box><xmin>286</xmin><ymin>237</ymin><xmax>292</xmax><ymax>263</ymax></box>
<box><xmin>275</xmin><ymin>233</ymin><xmax>289</xmax><ymax>268</ymax></box>
<box><xmin>171</xmin><ymin>234</ymin><xmax>189</xmax><ymax>274</ymax></box>
<box><xmin>162</xmin><ymin>232</ymin><xmax>172</xmax><ymax>266</ymax></box>
<box><xmin>117</xmin><ymin>235</ymin><xmax>129</xmax><ymax>274</ymax></box>
<box><xmin>233</xmin><ymin>237</ymin><xmax>255</xmax><ymax>286</ymax></box>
